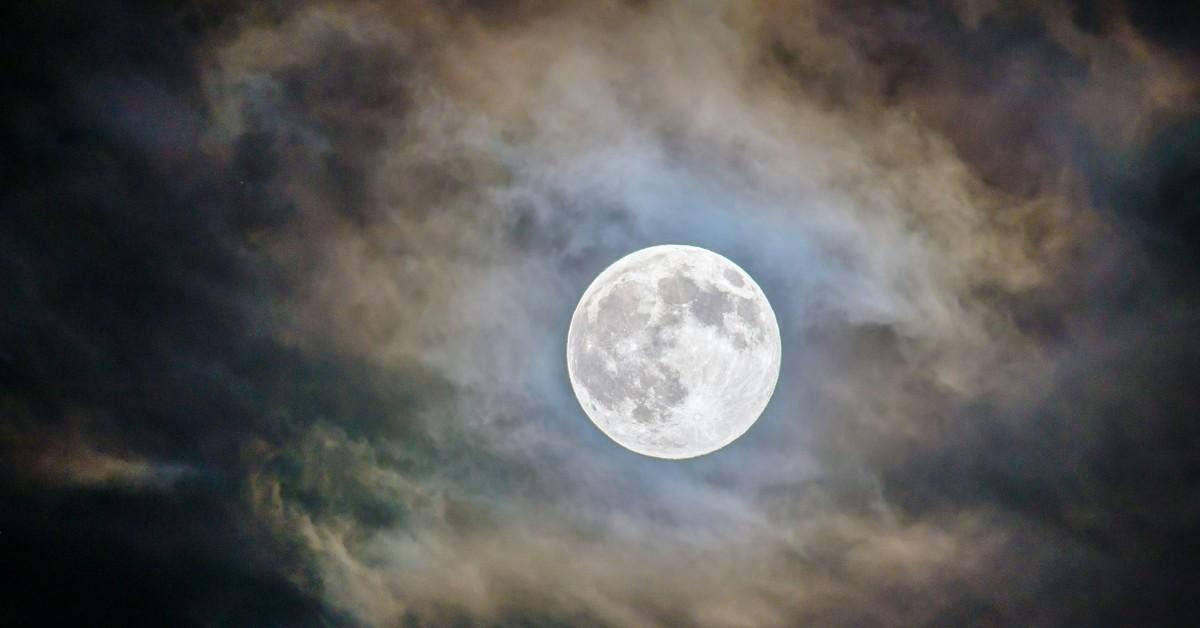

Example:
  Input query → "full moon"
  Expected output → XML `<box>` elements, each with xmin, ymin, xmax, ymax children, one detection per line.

<box><xmin>567</xmin><ymin>245</ymin><xmax>782</xmax><ymax>459</ymax></box>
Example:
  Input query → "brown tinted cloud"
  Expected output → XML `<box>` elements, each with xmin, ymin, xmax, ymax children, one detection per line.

<box><xmin>3</xmin><ymin>1</ymin><xmax>1199</xmax><ymax>626</ymax></box>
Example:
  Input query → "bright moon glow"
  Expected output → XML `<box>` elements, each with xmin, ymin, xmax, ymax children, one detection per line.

<box><xmin>567</xmin><ymin>245</ymin><xmax>782</xmax><ymax>459</ymax></box>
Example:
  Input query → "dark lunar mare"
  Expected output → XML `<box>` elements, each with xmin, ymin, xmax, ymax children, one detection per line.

<box><xmin>570</xmin><ymin>278</ymin><xmax>688</xmax><ymax>424</ymax></box>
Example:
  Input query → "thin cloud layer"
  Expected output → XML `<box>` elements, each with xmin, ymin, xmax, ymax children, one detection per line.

<box><xmin>2</xmin><ymin>1</ymin><xmax>1198</xmax><ymax>626</ymax></box>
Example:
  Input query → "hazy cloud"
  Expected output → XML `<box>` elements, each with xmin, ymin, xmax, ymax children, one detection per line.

<box><xmin>3</xmin><ymin>0</ymin><xmax>1198</xmax><ymax>625</ymax></box>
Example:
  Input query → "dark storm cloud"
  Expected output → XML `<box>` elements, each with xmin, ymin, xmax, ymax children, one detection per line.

<box><xmin>2</xmin><ymin>0</ymin><xmax>1199</xmax><ymax>626</ymax></box>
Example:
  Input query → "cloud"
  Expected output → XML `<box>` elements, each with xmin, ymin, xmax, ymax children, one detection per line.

<box><xmin>3</xmin><ymin>0</ymin><xmax>1199</xmax><ymax>625</ymax></box>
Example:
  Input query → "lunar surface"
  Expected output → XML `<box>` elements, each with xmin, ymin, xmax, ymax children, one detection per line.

<box><xmin>567</xmin><ymin>245</ymin><xmax>782</xmax><ymax>459</ymax></box>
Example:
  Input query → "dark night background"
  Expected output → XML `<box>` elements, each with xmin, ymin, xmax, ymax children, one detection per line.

<box><xmin>2</xmin><ymin>1</ymin><xmax>1199</xmax><ymax>626</ymax></box>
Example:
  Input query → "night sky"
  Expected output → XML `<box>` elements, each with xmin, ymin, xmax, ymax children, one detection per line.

<box><xmin>3</xmin><ymin>1</ymin><xmax>1200</xmax><ymax>626</ymax></box>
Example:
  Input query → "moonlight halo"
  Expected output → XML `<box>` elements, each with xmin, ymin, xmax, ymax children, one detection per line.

<box><xmin>567</xmin><ymin>245</ymin><xmax>782</xmax><ymax>459</ymax></box>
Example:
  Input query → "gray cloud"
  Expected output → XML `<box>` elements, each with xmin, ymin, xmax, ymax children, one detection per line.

<box><xmin>3</xmin><ymin>0</ymin><xmax>1198</xmax><ymax>625</ymax></box>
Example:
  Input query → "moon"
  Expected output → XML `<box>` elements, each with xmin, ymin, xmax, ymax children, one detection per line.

<box><xmin>567</xmin><ymin>245</ymin><xmax>782</xmax><ymax>459</ymax></box>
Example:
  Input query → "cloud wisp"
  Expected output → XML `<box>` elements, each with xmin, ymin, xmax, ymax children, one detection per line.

<box><xmin>3</xmin><ymin>0</ymin><xmax>1199</xmax><ymax>625</ymax></box>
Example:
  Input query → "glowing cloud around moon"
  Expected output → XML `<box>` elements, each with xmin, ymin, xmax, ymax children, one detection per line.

<box><xmin>567</xmin><ymin>245</ymin><xmax>782</xmax><ymax>459</ymax></box>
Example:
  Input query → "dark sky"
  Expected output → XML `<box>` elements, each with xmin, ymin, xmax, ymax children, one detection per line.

<box><xmin>2</xmin><ymin>1</ymin><xmax>1199</xmax><ymax>626</ymax></box>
